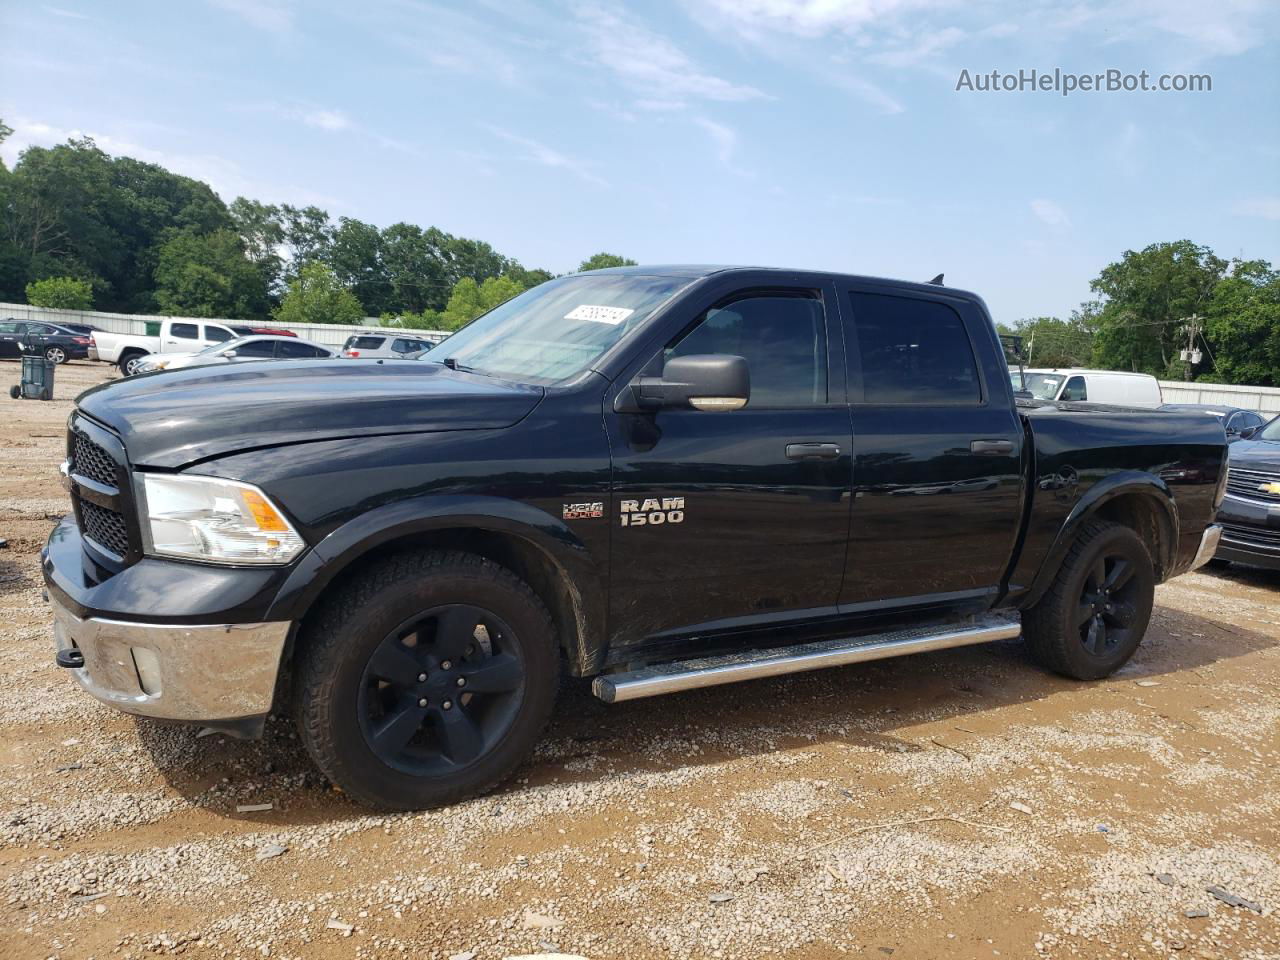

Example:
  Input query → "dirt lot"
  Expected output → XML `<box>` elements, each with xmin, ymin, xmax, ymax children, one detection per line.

<box><xmin>1</xmin><ymin>362</ymin><xmax>1277</xmax><ymax>960</ymax></box>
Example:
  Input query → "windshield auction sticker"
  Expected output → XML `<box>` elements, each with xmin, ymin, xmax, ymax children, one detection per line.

<box><xmin>565</xmin><ymin>304</ymin><xmax>635</xmax><ymax>325</ymax></box>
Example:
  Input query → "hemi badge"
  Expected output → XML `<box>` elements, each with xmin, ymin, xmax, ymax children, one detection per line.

<box><xmin>563</xmin><ymin>502</ymin><xmax>604</xmax><ymax>520</ymax></box>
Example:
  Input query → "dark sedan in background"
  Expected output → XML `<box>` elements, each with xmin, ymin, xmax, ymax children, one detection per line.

<box><xmin>1160</xmin><ymin>403</ymin><xmax>1270</xmax><ymax>442</ymax></box>
<box><xmin>1215</xmin><ymin>414</ymin><xmax>1280</xmax><ymax>569</ymax></box>
<box><xmin>0</xmin><ymin>319</ymin><xmax>93</xmax><ymax>363</ymax></box>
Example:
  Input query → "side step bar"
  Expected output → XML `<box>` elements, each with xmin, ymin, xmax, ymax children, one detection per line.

<box><xmin>592</xmin><ymin>614</ymin><xmax>1022</xmax><ymax>704</ymax></box>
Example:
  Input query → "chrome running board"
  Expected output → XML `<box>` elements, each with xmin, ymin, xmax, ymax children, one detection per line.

<box><xmin>592</xmin><ymin>613</ymin><xmax>1022</xmax><ymax>703</ymax></box>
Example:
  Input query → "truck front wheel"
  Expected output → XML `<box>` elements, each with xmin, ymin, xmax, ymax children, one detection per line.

<box><xmin>1023</xmin><ymin>520</ymin><xmax>1155</xmax><ymax>680</ymax></box>
<box><xmin>119</xmin><ymin>352</ymin><xmax>147</xmax><ymax>376</ymax></box>
<box><xmin>294</xmin><ymin>550</ymin><xmax>559</xmax><ymax>810</ymax></box>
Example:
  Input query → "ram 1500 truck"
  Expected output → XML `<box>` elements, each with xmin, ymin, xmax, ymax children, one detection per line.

<box><xmin>44</xmin><ymin>266</ymin><xmax>1228</xmax><ymax>810</ymax></box>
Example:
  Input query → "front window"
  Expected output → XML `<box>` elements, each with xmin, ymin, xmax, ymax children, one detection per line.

<box><xmin>197</xmin><ymin>339</ymin><xmax>241</xmax><ymax>355</ymax></box>
<box><xmin>1060</xmin><ymin>376</ymin><xmax>1088</xmax><ymax>402</ymax></box>
<box><xmin>1257</xmin><ymin>415</ymin><xmax>1280</xmax><ymax>442</ymax></box>
<box><xmin>1023</xmin><ymin>373</ymin><xmax>1065</xmax><ymax>401</ymax></box>
<box><xmin>421</xmin><ymin>274</ymin><xmax>694</xmax><ymax>384</ymax></box>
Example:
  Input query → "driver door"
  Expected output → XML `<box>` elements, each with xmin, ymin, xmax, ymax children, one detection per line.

<box><xmin>604</xmin><ymin>279</ymin><xmax>852</xmax><ymax>659</ymax></box>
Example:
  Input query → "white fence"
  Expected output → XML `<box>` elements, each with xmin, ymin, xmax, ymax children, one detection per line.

<box><xmin>0</xmin><ymin>302</ymin><xmax>450</xmax><ymax>350</ymax></box>
<box><xmin>1159</xmin><ymin>380</ymin><xmax>1280</xmax><ymax>415</ymax></box>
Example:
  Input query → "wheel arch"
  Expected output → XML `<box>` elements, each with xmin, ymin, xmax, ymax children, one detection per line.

<box><xmin>270</xmin><ymin>495</ymin><xmax>607</xmax><ymax>677</ymax></box>
<box><xmin>1025</xmin><ymin>472</ymin><xmax>1178</xmax><ymax>607</ymax></box>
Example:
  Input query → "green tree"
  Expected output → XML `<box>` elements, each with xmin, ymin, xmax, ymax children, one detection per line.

<box><xmin>228</xmin><ymin>197</ymin><xmax>285</xmax><ymax>296</ymax></box>
<box><xmin>26</xmin><ymin>275</ymin><xmax>93</xmax><ymax>309</ymax></box>
<box><xmin>1200</xmin><ymin>260</ymin><xmax>1280</xmax><ymax>386</ymax></box>
<box><xmin>274</xmin><ymin>261</ymin><xmax>364</xmax><ymax>326</ymax></box>
<box><xmin>279</xmin><ymin>204</ymin><xmax>332</xmax><ymax>279</ymax></box>
<box><xmin>578</xmin><ymin>252</ymin><xmax>637</xmax><ymax>272</ymax></box>
<box><xmin>1086</xmin><ymin>240</ymin><xmax>1227</xmax><ymax>378</ymax></box>
<box><xmin>328</xmin><ymin>217</ymin><xmax>389</xmax><ymax>313</ymax></box>
<box><xmin>152</xmin><ymin>229</ymin><xmax>270</xmax><ymax>318</ymax></box>
<box><xmin>1014</xmin><ymin>316</ymin><xmax>1093</xmax><ymax>368</ymax></box>
<box><xmin>438</xmin><ymin>274</ymin><xmax>524</xmax><ymax>330</ymax></box>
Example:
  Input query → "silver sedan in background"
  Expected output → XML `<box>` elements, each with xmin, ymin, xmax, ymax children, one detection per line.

<box><xmin>135</xmin><ymin>335</ymin><xmax>336</xmax><ymax>374</ymax></box>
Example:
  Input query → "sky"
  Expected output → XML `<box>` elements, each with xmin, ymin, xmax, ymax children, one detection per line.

<box><xmin>1</xmin><ymin>0</ymin><xmax>1278</xmax><ymax>323</ymax></box>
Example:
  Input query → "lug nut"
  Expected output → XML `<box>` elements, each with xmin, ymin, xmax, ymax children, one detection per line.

<box><xmin>456</xmin><ymin>677</ymin><xmax>465</xmax><ymax>687</ymax></box>
<box><xmin>442</xmin><ymin>700</ymin><xmax>453</xmax><ymax>710</ymax></box>
<box><xmin>418</xmin><ymin>698</ymin><xmax>428</xmax><ymax>707</ymax></box>
<box><xmin>441</xmin><ymin>660</ymin><xmax>452</xmax><ymax>670</ymax></box>
<box><xmin>417</xmin><ymin>673</ymin><xmax>427</xmax><ymax>682</ymax></box>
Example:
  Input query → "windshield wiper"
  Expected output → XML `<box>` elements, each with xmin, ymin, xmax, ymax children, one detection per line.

<box><xmin>439</xmin><ymin>357</ymin><xmax>484</xmax><ymax>375</ymax></box>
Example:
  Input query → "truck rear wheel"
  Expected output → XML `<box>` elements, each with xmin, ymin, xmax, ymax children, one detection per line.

<box><xmin>293</xmin><ymin>550</ymin><xmax>558</xmax><ymax>810</ymax></box>
<box><xmin>1023</xmin><ymin>520</ymin><xmax>1155</xmax><ymax>680</ymax></box>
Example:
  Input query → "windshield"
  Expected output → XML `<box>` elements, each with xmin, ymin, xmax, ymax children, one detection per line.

<box><xmin>197</xmin><ymin>338</ymin><xmax>244</xmax><ymax>356</ymax></box>
<box><xmin>1023</xmin><ymin>373</ymin><xmax>1064</xmax><ymax>400</ymax></box>
<box><xmin>421</xmin><ymin>274</ymin><xmax>694</xmax><ymax>384</ymax></box>
<box><xmin>1258</xmin><ymin>415</ymin><xmax>1280</xmax><ymax>441</ymax></box>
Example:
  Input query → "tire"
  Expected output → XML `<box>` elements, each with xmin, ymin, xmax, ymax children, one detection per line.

<box><xmin>1023</xmin><ymin>520</ymin><xmax>1155</xmax><ymax>680</ymax></box>
<box><xmin>45</xmin><ymin>346</ymin><xmax>67</xmax><ymax>364</ymax></box>
<box><xmin>294</xmin><ymin>550</ymin><xmax>559</xmax><ymax>810</ymax></box>
<box><xmin>119</xmin><ymin>352</ymin><xmax>146</xmax><ymax>376</ymax></box>
<box><xmin>8</xmin><ymin>385</ymin><xmax>19</xmax><ymax>399</ymax></box>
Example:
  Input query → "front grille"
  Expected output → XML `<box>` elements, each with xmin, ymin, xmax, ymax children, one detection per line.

<box><xmin>1221</xmin><ymin>522</ymin><xmax>1280</xmax><ymax>551</ymax></box>
<box><xmin>73</xmin><ymin>433</ymin><xmax>119</xmax><ymax>487</ymax></box>
<box><xmin>1226</xmin><ymin>467</ymin><xmax>1280</xmax><ymax>504</ymax></box>
<box><xmin>80</xmin><ymin>500</ymin><xmax>130</xmax><ymax>558</ymax></box>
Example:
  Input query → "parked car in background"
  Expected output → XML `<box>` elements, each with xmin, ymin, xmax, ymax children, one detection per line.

<box><xmin>1214</xmin><ymin>414</ymin><xmax>1280</xmax><ymax>569</ymax></box>
<box><xmin>341</xmin><ymin>333</ymin><xmax>442</xmax><ymax>358</ymax></box>
<box><xmin>1159</xmin><ymin>404</ymin><xmax>1269</xmax><ymax>442</ymax></box>
<box><xmin>0</xmin><ymin>320</ymin><xmax>93</xmax><ymax>363</ymax></box>
<box><xmin>230</xmin><ymin>325</ymin><xmax>297</xmax><ymax>338</ymax></box>
<box><xmin>1022</xmin><ymin>368</ymin><xmax>1163</xmax><ymax>407</ymax></box>
<box><xmin>135</xmin><ymin>335</ymin><xmax>334</xmax><ymax>373</ymax></box>
<box><xmin>91</xmin><ymin>318</ymin><xmax>241</xmax><ymax>376</ymax></box>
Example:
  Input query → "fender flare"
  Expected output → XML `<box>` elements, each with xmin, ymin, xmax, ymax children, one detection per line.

<box><xmin>1024</xmin><ymin>471</ymin><xmax>1179</xmax><ymax>607</ymax></box>
<box><xmin>267</xmin><ymin>494</ymin><xmax>607</xmax><ymax>673</ymax></box>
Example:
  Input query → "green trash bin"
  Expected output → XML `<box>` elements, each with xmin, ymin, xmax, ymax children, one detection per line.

<box><xmin>9</xmin><ymin>353</ymin><xmax>56</xmax><ymax>401</ymax></box>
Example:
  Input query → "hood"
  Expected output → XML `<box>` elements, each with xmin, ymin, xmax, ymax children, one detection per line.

<box><xmin>77</xmin><ymin>359</ymin><xmax>544</xmax><ymax>468</ymax></box>
<box><xmin>1228</xmin><ymin>436</ymin><xmax>1280</xmax><ymax>473</ymax></box>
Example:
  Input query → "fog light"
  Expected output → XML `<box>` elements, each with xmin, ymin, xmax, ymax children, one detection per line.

<box><xmin>131</xmin><ymin>647</ymin><xmax>162</xmax><ymax>696</ymax></box>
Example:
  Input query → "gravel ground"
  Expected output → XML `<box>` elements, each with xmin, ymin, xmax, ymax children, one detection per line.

<box><xmin>1</xmin><ymin>361</ymin><xmax>1278</xmax><ymax>960</ymax></box>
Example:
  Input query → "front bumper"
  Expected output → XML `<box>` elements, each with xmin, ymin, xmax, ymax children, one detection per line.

<box><xmin>1214</xmin><ymin>494</ymin><xmax>1280</xmax><ymax>570</ymax></box>
<box><xmin>50</xmin><ymin>592</ymin><xmax>290</xmax><ymax>729</ymax></box>
<box><xmin>1190</xmin><ymin>524</ymin><xmax>1222</xmax><ymax>570</ymax></box>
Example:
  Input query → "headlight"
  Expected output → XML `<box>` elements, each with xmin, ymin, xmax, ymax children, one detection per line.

<box><xmin>136</xmin><ymin>474</ymin><xmax>304</xmax><ymax>565</ymax></box>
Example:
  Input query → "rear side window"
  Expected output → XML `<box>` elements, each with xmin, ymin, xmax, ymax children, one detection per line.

<box><xmin>848</xmin><ymin>293</ymin><xmax>981</xmax><ymax>404</ymax></box>
<box><xmin>347</xmin><ymin>336</ymin><xmax>385</xmax><ymax>350</ymax></box>
<box><xmin>171</xmin><ymin>323</ymin><xmax>199</xmax><ymax>339</ymax></box>
<box><xmin>205</xmin><ymin>326</ymin><xmax>234</xmax><ymax>342</ymax></box>
<box><xmin>666</xmin><ymin>293</ymin><xmax>828</xmax><ymax>407</ymax></box>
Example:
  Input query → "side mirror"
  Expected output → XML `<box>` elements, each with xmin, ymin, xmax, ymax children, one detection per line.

<box><xmin>224</xmin><ymin>349</ymin><xmax>238</xmax><ymax>358</ymax></box>
<box><xmin>629</xmin><ymin>354</ymin><xmax>750</xmax><ymax>412</ymax></box>
<box><xmin>1239</xmin><ymin>425</ymin><xmax>1258</xmax><ymax>440</ymax></box>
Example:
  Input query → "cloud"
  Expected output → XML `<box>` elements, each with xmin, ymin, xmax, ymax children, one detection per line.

<box><xmin>1030</xmin><ymin>199</ymin><xmax>1070</xmax><ymax>229</ymax></box>
<box><xmin>43</xmin><ymin>5</ymin><xmax>91</xmax><ymax>19</ymax></box>
<box><xmin>481</xmin><ymin>124</ymin><xmax>608</xmax><ymax>186</ymax></box>
<box><xmin>302</xmin><ymin>109</ymin><xmax>351</xmax><ymax>132</ymax></box>
<box><xmin>868</xmin><ymin>26</ymin><xmax>966</xmax><ymax>68</ymax></box>
<box><xmin>1232</xmin><ymin>197</ymin><xmax>1280</xmax><ymax>221</ymax></box>
<box><xmin>692</xmin><ymin>117</ymin><xmax>752</xmax><ymax>177</ymax></box>
<box><xmin>574</xmin><ymin>2</ymin><xmax>767</xmax><ymax>108</ymax></box>
<box><xmin>207</xmin><ymin>0</ymin><xmax>294</xmax><ymax>35</ymax></box>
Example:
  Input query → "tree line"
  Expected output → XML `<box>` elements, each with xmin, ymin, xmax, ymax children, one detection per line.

<box><xmin>2</xmin><ymin>121</ymin><xmax>1276</xmax><ymax>383</ymax></box>
<box><xmin>0</xmin><ymin>120</ymin><xmax>634</xmax><ymax>331</ymax></box>
<box><xmin>998</xmin><ymin>241</ymin><xmax>1279</xmax><ymax>386</ymax></box>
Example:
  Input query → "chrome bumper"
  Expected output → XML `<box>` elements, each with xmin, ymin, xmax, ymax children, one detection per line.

<box><xmin>1190</xmin><ymin>524</ymin><xmax>1223</xmax><ymax>570</ymax></box>
<box><xmin>51</xmin><ymin>595</ymin><xmax>290</xmax><ymax>723</ymax></box>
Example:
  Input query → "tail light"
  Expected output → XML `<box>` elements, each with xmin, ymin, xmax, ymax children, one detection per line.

<box><xmin>73</xmin><ymin>337</ymin><xmax>91</xmax><ymax>344</ymax></box>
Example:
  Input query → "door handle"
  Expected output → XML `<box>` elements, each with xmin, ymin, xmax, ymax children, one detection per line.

<box><xmin>970</xmin><ymin>439</ymin><xmax>1014</xmax><ymax>455</ymax></box>
<box><xmin>786</xmin><ymin>442</ymin><xmax>841</xmax><ymax>461</ymax></box>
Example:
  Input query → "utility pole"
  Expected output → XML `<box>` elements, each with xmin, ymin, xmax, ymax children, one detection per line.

<box><xmin>1180</xmin><ymin>313</ymin><xmax>1203</xmax><ymax>381</ymax></box>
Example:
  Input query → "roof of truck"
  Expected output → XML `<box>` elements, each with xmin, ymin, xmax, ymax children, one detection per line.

<box><xmin>581</xmin><ymin>264</ymin><xmax>984</xmax><ymax>301</ymax></box>
<box><xmin>1023</xmin><ymin>368</ymin><xmax>1159</xmax><ymax>379</ymax></box>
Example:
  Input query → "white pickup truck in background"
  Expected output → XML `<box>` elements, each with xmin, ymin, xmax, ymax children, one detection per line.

<box><xmin>91</xmin><ymin>318</ymin><xmax>246</xmax><ymax>375</ymax></box>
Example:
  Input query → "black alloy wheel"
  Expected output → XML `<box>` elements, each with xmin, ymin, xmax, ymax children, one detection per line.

<box><xmin>359</xmin><ymin>604</ymin><xmax>525</xmax><ymax>774</ymax></box>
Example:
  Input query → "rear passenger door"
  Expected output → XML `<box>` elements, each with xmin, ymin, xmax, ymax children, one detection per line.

<box><xmin>838</xmin><ymin>284</ymin><xmax>1024</xmax><ymax>611</ymax></box>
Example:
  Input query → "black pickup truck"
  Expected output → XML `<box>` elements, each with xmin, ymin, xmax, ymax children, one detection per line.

<box><xmin>44</xmin><ymin>266</ymin><xmax>1227</xmax><ymax>809</ymax></box>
